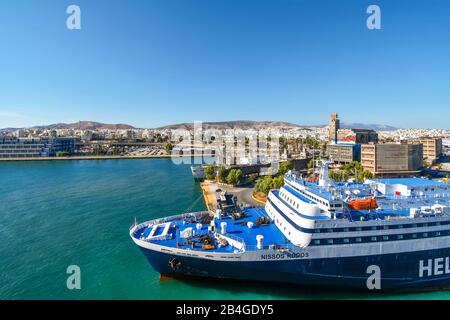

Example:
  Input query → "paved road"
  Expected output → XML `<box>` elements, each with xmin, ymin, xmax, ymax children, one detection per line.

<box><xmin>201</xmin><ymin>181</ymin><xmax>262</xmax><ymax>208</ymax></box>
<box><xmin>231</xmin><ymin>186</ymin><xmax>262</xmax><ymax>207</ymax></box>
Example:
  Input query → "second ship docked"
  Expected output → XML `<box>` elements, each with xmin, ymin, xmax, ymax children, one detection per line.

<box><xmin>130</xmin><ymin>163</ymin><xmax>450</xmax><ymax>291</ymax></box>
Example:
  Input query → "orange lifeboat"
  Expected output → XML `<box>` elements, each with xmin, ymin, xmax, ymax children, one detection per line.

<box><xmin>347</xmin><ymin>197</ymin><xmax>378</xmax><ymax>211</ymax></box>
<box><xmin>306</xmin><ymin>175</ymin><xmax>319</xmax><ymax>182</ymax></box>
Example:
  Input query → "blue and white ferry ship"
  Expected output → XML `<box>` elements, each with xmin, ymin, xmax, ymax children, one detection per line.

<box><xmin>130</xmin><ymin>163</ymin><xmax>450</xmax><ymax>291</ymax></box>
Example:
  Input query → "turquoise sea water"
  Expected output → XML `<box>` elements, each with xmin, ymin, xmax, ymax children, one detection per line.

<box><xmin>1</xmin><ymin>158</ymin><xmax>449</xmax><ymax>300</ymax></box>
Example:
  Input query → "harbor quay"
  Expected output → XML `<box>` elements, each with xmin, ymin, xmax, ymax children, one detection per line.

<box><xmin>0</xmin><ymin>154</ymin><xmax>214</xmax><ymax>162</ymax></box>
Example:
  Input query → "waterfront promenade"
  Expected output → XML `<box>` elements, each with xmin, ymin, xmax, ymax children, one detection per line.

<box><xmin>200</xmin><ymin>181</ymin><xmax>217</xmax><ymax>211</ymax></box>
<box><xmin>0</xmin><ymin>154</ymin><xmax>214</xmax><ymax>162</ymax></box>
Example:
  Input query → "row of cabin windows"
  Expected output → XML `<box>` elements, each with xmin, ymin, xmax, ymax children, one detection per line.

<box><xmin>297</xmin><ymin>189</ymin><xmax>328</xmax><ymax>207</ymax></box>
<box><xmin>267</xmin><ymin>206</ymin><xmax>293</xmax><ymax>237</ymax></box>
<box><xmin>274</xmin><ymin>217</ymin><xmax>291</xmax><ymax>235</ymax></box>
<box><xmin>279</xmin><ymin>190</ymin><xmax>301</xmax><ymax>210</ymax></box>
<box><xmin>287</xmin><ymin>183</ymin><xmax>330</xmax><ymax>207</ymax></box>
<box><xmin>412</xmin><ymin>187</ymin><xmax>449</xmax><ymax>192</ymax></box>
<box><xmin>314</xmin><ymin>220</ymin><xmax>450</xmax><ymax>233</ymax></box>
<box><xmin>280</xmin><ymin>189</ymin><xmax>330</xmax><ymax>211</ymax></box>
<box><xmin>311</xmin><ymin>230</ymin><xmax>448</xmax><ymax>246</ymax></box>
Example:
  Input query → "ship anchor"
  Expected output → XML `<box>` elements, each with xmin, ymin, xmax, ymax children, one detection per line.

<box><xmin>168</xmin><ymin>258</ymin><xmax>182</xmax><ymax>270</ymax></box>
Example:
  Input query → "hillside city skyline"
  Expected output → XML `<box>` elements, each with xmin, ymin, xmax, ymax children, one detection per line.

<box><xmin>0</xmin><ymin>119</ymin><xmax>435</xmax><ymax>132</ymax></box>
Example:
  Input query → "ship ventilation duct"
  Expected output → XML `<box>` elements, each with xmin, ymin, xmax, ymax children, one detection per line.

<box><xmin>256</xmin><ymin>235</ymin><xmax>264</xmax><ymax>250</ymax></box>
<box><xmin>221</xmin><ymin>222</ymin><xmax>227</xmax><ymax>235</ymax></box>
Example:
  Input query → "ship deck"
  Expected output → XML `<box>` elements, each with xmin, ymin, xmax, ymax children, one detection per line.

<box><xmin>132</xmin><ymin>207</ymin><xmax>292</xmax><ymax>253</ymax></box>
<box><xmin>131</xmin><ymin>193</ymin><xmax>450</xmax><ymax>254</ymax></box>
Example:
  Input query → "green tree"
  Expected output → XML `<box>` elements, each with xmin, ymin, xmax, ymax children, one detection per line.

<box><xmin>358</xmin><ymin>169</ymin><xmax>374</xmax><ymax>182</ymax></box>
<box><xmin>248</xmin><ymin>173</ymin><xmax>258</xmax><ymax>183</ymax></box>
<box><xmin>304</xmin><ymin>136</ymin><xmax>320</xmax><ymax>149</ymax></box>
<box><xmin>321</xmin><ymin>142</ymin><xmax>328</xmax><ymax>157</ymax></box>
<box><xmin>278</xmin><ymin>161</ymin><xmax>294</xmax><ymax>175</ymax></box>
<box><xmin>255</xmin><ymin>176</ymin><xmax>274</xmax><ymax>194</ymax></box>
<box><xmin>329</xmin><ymin>170</ymin><xmax>349</xmax><ymax>182</ymax></box>
<box><xmin>217</xmin><ymin>166</ymin><xmax>228</xmax><ymax>183</ymax></box>
<box><xmin>271</xmin><ymin>175</ymin><xmax>285</xmax><ymax>189</ymax></box>
<box><xmin>164</xmin><ymin>142</ymin><xmax>173</xmax><ymax>154</ymax></box>
<box><xmin>204</xmin><ymin>165</ymin><xmax>215</xmax><ymax>180</ymax></box>
<box><xmin>341</xmin><ymin>161</ymin><xmax>362</xmax><ymax>178</ymax></box>
<box><xmin>226</xmin><ymin>169</ymin><xmax>243</xmax><ymax>186</ymax></box>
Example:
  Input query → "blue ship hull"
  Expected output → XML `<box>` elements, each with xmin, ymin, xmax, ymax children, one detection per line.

<box><xmin>138</xmin><ymin>247</ymin><xmax>450</xmax><ymax>291</ymax></box>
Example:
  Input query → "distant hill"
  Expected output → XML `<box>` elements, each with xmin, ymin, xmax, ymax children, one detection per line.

<box><xmin>25</xmin><ymin>121</ymin><xmax>135</xmax><ymax>131</ymax></box>
<box><xmin>1</xmin><ymin>120</ymin><xmax>399</xmax><ymax>132</ymax></box>
<box><xmin>0</xmin><ymin>127</ymin><xmax>20</xmax><ymax>132</ymax></box>
<box><xmin>156</xmin><ymin>120</ymin><xmax>307</xmax><ymax>131</ymax></box>
<box><xmin>341</xmin><ymin>122</ymin><xmax>398</xmax><ymax>131</ymax></box>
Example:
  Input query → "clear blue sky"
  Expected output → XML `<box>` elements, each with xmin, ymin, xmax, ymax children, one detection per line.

<box><xmin>0</xmin><ymin>0</ymin><xmax>449</xmax><ymax>129</ymax></box>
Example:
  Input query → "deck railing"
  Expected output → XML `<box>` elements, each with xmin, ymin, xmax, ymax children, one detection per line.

<box><xmin>387</xmin><ymin>193</ymin><xmax>450</xmax><ymax>201</ymax></box>
<box><xmin>215</xmin><ymin>232</ymin><xmax>246</xmax><ymax>251</ymax></box>
<box><xmin>243</xmin><ymin>243</ymin><xmax>299</xmax><ymax>252</ymax></box>
<box><xmin>130</xmin><ymin>211</ymin><xmax>211</xmax><ymax>232</ymax></box>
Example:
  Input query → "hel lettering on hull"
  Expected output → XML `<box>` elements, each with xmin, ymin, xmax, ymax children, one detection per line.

<box><xmin>419</xmin><ymin>257</ymin><xmax>450</xmax><ymax>277</ymax></box>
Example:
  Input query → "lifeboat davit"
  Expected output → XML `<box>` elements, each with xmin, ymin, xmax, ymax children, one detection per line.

<box><xmin>347</xmin><ymin>197</ymin><xmax>378</xmax><ymax>211</ymax></box>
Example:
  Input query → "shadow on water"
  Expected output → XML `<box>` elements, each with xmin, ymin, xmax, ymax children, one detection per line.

<box><xmin>158</xmin><ymin>275</ymin><xmax>392</xmax><ymax>300</ymax></box>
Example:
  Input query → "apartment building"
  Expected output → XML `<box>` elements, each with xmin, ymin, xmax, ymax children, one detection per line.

<box><xmin>337</xmin><ymin>128</ymin><xmax>379</xmax><ymax>144</ymax></box>
<box><xmin>328</xmin><ymin>143</ymin><xmax>361</xmax><ymax>164</ymax></box>
<box><xmin>361</xmin><ymin>143</ymin><xmax>423</xmax><ymax>177</ymax></box>
<box><xmin>0</xmin><ymin>137</ymin><xmax>75</xmax><ymax>158</ymax></box>
<box><xmin>409</xmin><ymin>137</ymin><xmax>443</xmax><ymax>165</ymax></box>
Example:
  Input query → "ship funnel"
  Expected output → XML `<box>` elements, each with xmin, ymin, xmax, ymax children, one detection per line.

<box><xmin>256</xmin><ymin>235</ymin><xmax>264</xmax><ymax>250</ymax></box>
<box><xmin>318</xmin><ymin>162</ymin><xmax>332</xmax><ymax>187</ymax></box>
<box><xmin>220</xmin><ymin>222</ymin><xmax>227</xmax><ymax>235</ymax></box>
